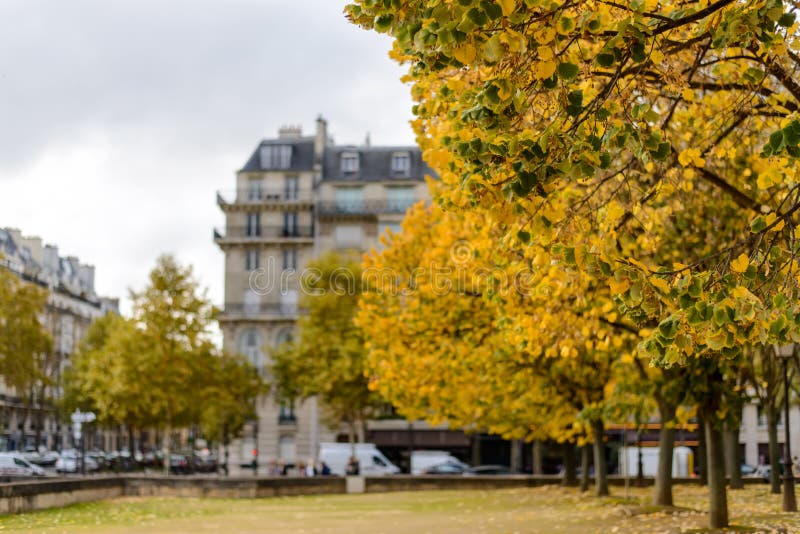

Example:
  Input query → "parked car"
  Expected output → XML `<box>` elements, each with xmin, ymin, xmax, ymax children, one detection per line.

<box><xmin>106</xmin><ymin>451</ymin><xmax>139</xmax><ymax>472</ymax></box>
<box><xmin>32</xmin><ymin>450</ymin><xmax>60</xmax><ymax>467</ymax></box>
<box><xmin>464</xmin><ymin>465</ymin><xmax>513</xmax><ymax>476</ymax></box>
<box><xmin>169</xmin><ymin>453</ymin><xmax>192</xmax><ymax>475</ymax></box>
<box><xmin>0</xmin><ymin>453</ymin><xmax>45</xmax><ymax>477</ymax></box>
<box><xmin>423</xmin><ymin>461</ymin><xmax>470</xmax><ymax>475</ymax></box>
<box><xmin>191</xmin><ymin>452</ymin><xmax>218</xmax><ymax>473</ymax></box>
<box><xmin>55</xmin><ymin>449</ymin><xmax>99</xmax><ymax>473</ymax></box>
<box><xmin>411</xmin><ymin>450</ymin><xmax>468</xmax><ymax>475</ymax></box>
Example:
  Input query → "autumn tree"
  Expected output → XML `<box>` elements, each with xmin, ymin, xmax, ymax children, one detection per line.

<box><xmin>62</xmin><ymin>314</ymin><xmax>150</xmax><ymax>444</ymax></box>
<box><xmin>198</xmin><ymin>351</ymin><xmax>264</xmax><ymax>473</ymax></box>
<box><xmin>270</xmin><ymin>252</ymin><xmax>384</xmax><ymax>444</ymax></box>
<box><xmin>0</xmin><ymin>263</ymin><xmax>53</xmax><ymax>436</ymax></box>
<box><xmin>348</xmin><ymin>0</ymin><xmax>800</xmax><ymax>527</ymax></box>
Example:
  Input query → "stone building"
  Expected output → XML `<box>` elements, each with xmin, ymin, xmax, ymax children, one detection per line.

<box><xmin>0</xmin><ymin>227</ymin><xmax>118</xmax><ymax>451</ymax></box>
<box><xmin>215</xmin><ymin>118</ymin><xmax>434</xmax><ymax>469</ymax></box>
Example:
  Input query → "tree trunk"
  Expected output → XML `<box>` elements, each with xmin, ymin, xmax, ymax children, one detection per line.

<box><xmin>162</xmin><ymin>425</ymin><xmax>171</xmax><ymax>476</ymax></box>
<box><xmin>510</xmin><ymin>439</ymin><xmax>523</xmax><ymax>473</ymax></box>
<box><xmin>724</xmin><ymin>423</ymin><xmax>743</xmax><ymax>489</ymax></box>
<box><xmin>590</xmin><ymin>419</ymin><xmax>609</xmax><ymax>496</ymax></box>
<box><xmin>767</xmin><ymin>406</ymin><xmax>781</xmax><ymax>494</ymax></box>
<box><xmin>697</xmin><ymin>413</ymin><xmax>708</xmax><ymax>486</ymax></box>
<box><xmin>471</xmin><ymin>434</ymin><xmax>482</xmax><ymax>466</ymax></box>
<box><xmin>654</xmin><ymin>400</ymin><xmax>676</xmax><ymax>506</ymax></box>
<box><xmin>705</xmin><ymin>413</ymin><xmax>729</xmax><ymax>528</ymax></box>
<box><xmin>532</xmin><ymin>440</ymin><xmax>543</xmax><ymax>475</ymax></box>
<box><xmin>356</xmin><ymin>417</ymin><xmax>366</xmax><ymax>443</ymax></box>
<box><xmin>580</xmin><ymin>443</ymin><xmax>590</xmax><ymax>492</ymax></box>
<box><xmin>561</xmin><ymin>442</ymin><xmax>578</xmax><ymax>487</ymax></box>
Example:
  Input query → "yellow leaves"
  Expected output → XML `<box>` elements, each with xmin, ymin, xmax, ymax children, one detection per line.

<box><xmin>681</xmin><ymin>88</ymin><xmax>695</xmax><ymax>102</ymax></box>
<box><xmin>649</xmin><ymin>277</ymin><xmax>671</xmax><ymax>293</ymax></box>
<box><xmin>496</xmin><ymin>0</ymin><xmax>515</xmax><ymax>17</ymax></box>
<box><xmin>677</xmin><ymin>148</ymin><xmax>705</xmax><ymax>168</ymax></box>
<box><xmin>453</xmin><ymin>43</ymin><xmax>476</xmax><ymax>64</ymax></box>
<box><xmin>533</xmin><ymin>27</ymin><xmax>556</xmax><ymax>45</ymax></box>
<box><xmin>605</xmin><ymin>201</ymin><xmax>625</xmax><ymax>224</ymax></box>
<box><xmin>534</xmin><ymin>60</ymin><xmax>557</xmax><ymax>80</ymax></box>
<box><xmin>731</xmin><ymin>253</ymin><xmax>750</xmax><ymax>273</ymax></box>
<box><xmin>765</xmin><ymin>212</ymin><xmax>786</xmax><ymax>232</ymax></box>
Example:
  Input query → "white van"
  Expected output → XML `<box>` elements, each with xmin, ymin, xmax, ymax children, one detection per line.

<box><xmin>0</xmin><ymin>453</ymin><xmax>45</xmax><ymax>477</ymax></box>
<box><xmin>411</xmin><ymin>450</ymin><xmax>468</xmax><ymax>475</ymax></box>
<box><xmin>318</xmin><ymin>442</ymin><xmax>400</xmax><ymax>476</ymax></box>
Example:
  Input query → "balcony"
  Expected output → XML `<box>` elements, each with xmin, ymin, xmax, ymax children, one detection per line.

<box><xmin>213</xmin><ymin>225</ymin><xmax>314</xmax><ymax>245</ymax></box>
<box><xmin>216</xmin><ymin>189</ymin><xmax>313</xmax><ymax>210</ymax></box>
<box><xmin>218</xmin><ymin>303</ymin><xmax>308</xmax><ymax>322</ymax></box>
<box><xmin>317</xmin><ymin>200</ymin><xmax>413</xmax><ymax>217</ymax></box>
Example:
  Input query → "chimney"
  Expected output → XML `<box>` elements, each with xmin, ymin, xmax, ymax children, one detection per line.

<box><xmin>43</xmin><ymin>245</ymin><xmax>59</xmax><ymax>273</ymax></box>
<box><xmin>364</xmin><ymin>132</ymin><xmax>371</xmax><ymax>148</ymax></box>
<box><xmin>314</xmin><ymin>115</ymin><xmax>328</xmax><ymax>166</ymax></box>
<box><xmin>278</xmin><ymin>125</ymin><xmax>302</xmax><ymax>139</ymax></box>
<box><xmin>19</xmin><ymin>236</ymin><xmax>43</xmax><ymax>264</ymax></box>
<box><xmin>78</xmin><ymin>264</ymin><xmax>95</xmax><ymax>291</ymax></box>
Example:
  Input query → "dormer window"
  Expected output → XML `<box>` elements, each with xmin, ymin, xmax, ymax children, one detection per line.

<box><xmin>341</xmin><ymin>152</ymin><xmax>359</xmax><ymax>175</ymax></box>
<box><xmin>260</xmin><ymin>145</ymin><xmax>292</xmax><ymax>169</ymax></box>
<box><xmin>391</xmin><ymin>152</ymin><xmax>410</xmax><ymax>176</ymax></box>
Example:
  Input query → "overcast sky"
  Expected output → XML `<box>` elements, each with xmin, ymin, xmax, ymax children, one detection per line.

<box><xmin>0</xmin><ymin>0</ymin><xmax>415</xmax><ymax>314</ymax></box>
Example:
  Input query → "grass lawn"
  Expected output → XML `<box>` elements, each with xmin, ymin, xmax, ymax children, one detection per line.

<box><xmin>1</xmin><ymin>484</ymin><xmax>798</xmax><ymax>533</ymax></box>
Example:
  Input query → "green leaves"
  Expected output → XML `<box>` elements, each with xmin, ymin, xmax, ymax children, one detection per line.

<box><xmin>557</xmin><ymin>62</ymin><xmax>579</xmax><ymax>81</ymax></box>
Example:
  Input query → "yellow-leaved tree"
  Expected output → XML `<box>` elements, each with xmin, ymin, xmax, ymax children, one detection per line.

<box><xmin>347</xmin><ymin>0</ymin><xmax>800</xmax><ymax>527</ymax></box>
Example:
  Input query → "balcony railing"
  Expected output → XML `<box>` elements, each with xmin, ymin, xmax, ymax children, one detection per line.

<box><xmin>317</xmin><ymin>200</ymin><xmax>414</xmax><ymax>216</ymax></box>
<box><xmin>213</xmin><ymin>226</ymin><xmax>314</xmax><ymax>241</ymax></box>
<box><xmin>219</xmin><ymin>303</ymin><xmax>308</xmax><ymax>320</ymax></box>
<box><xmin>217</xmin><ymin>189</ymin><xmax>313</xmax><ymax>206</ymax></box>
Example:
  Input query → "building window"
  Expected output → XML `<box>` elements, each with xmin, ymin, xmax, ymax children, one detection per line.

<box><xmin>335</xmin><ymin>225</ymin><xmax>364</xmax><ymax>249</ymax></box>
<box><xmin>260</xmin><ymin>145</ymin><xmax>292</xmax><ymax>169</ymax></box>
<box><xmin>238</xmin><ymin>329</ymin><xmax>263</xmax><ymax>374</ymax></box>
<box><xmin>247</xmin><ymin>179</ymin><xmax>263</xmax><ymax>201</ymax></box>
<box><xmin>283</xmin><ymin>212</ymin><xmax>298</xmax><ymax>236</ymax></box>
<box><xmin>279</xmin><ymin>401</ymin><xmax>296</xmax><ymax>424</ymax></box>
<box><xmin>386</xmin><ymin>187</ymin><xmax>415</xmax><ymax>212</ymax></box>
<box><xmin>246</xmin><ymin>213</ymin><xmax>261</xmax><ymax>237</ymax></box>
<box><xmin>282</xmin><ymin>249</ymin><xmax>297</xmax><ymax>270</ymax></box>
<box><xmin>336</xmin><ymin>187</ymin><xmax>363</xmax><ymax>213</ymax></box>
<box><xmin>245</xmin><ymin>249</ymin><xmax>259</xmax><ymax>271</ymax></box>
<box><xmin>341</xmin><ymin>152</ymin><xmax>359</xmax><ymax>175</ymax></box>
<box><xmin>284</xmin><ymin>175</ymin><xmax>299</xmax><ymax>200</ymax></box>
<box><xmin>391</xmin><ymin>153</ymin><xmax>410</xmax><ymax>175</ymax></box>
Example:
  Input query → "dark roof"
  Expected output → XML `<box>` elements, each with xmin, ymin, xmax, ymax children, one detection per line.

<box><xmin>322</xmin><ymin>146</ymin><xmax>432</xmax><ymax>182</ymax></box>
<box><xmin>239</xmin><ymin>137</ymin><xmax>316</xmax><ymax>172</ymax></box>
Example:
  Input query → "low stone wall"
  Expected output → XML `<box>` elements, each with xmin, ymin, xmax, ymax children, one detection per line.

<box><xmin>0</xmin><ymin>474</ymin><xmax>767</xmax><ymax>515</ymax></box>
<box><xmin>0</xmin><ymin>477</ymin><xmax>124</xmax><ymax>515</ymax></box>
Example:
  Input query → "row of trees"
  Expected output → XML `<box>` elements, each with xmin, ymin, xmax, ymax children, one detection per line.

<box><xmin>0</xmin><ymin>261</ymin><xmax>54</xmax><ymax>444</ymax></box>
<box><xmin>345</xmin><ymin>0</ymin><xmax>800</xmax><ymax>529</ymax></box>
<box><xmin>63</xmin><ymin>255</ymin><xmax>264</xmax><ymax>472</ymax></box>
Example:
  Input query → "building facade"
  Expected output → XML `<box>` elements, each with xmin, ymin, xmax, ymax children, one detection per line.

<box><xmin>215</xmin><ymin>118</ymin><xmax>432</xmax><ymax>469</ymax></box>
<box><xmin>0</xmin><ymin>227</ymin><xmax>118</xmax><ymax>452</ymax></box>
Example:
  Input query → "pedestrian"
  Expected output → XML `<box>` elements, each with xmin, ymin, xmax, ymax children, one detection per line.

<box><xmin>346</xmin><ymin>455</ymin><xmax>360</xmax><ymax>475</ymax></box>
<box><xmin>320</xmin><ymin>461</ymin><xmax>331</xmax><ymax>476</ymax></box>
<box><xmin>305</xmin><ymin>458</ymin><xmax>316</xmax><ymax>477</ymax></box>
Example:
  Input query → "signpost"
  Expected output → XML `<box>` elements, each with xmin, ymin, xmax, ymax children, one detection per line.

<box><xmin>70</xmin><ymin>410</ymin><xmax>96</xmax><ymax>476</ymax></box>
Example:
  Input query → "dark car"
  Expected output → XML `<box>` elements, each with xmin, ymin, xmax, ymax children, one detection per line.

<box><xmin>464</xmin><ymin>465</ymin><xmax>513</xmax><ymax>476</ymax></box>
<box><xmin>191</xmin><ymin>453</ymin><xmax>218</xmax><ymax>473</ymax></box>
<box><xmin>169</xmin><ymin>454</ymin><xmax>192</xmax><ymax>475</ymax></box>
<box><xmin>107</xmin><ymin>451</ymin><xmax>139</xmax><ymax>472</ymax></box>
<box><xmin>424</xmin><ymin>461</ymin><xmax>469</xmax><ymax>475</ymax></box>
